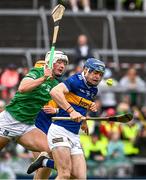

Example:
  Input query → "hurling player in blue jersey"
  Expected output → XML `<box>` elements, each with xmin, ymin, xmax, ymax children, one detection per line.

<box><xmin>27</xmin><ymin>58</ymin><xmax>105</xmax><ymax>179</ymax></box>
<box><xmin>50</xmin><ymin>58</ymin><xmax>105</xmax><ymax>179</ymax></box>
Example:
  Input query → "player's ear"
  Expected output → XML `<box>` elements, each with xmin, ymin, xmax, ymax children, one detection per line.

<box><xmin>83</xmin><ymin>67</ymin><xmax>88</xmax><ymax>74</ymax></box>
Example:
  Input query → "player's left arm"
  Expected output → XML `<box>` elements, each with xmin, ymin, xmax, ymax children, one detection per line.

<box><xmin>88</xmin><ymin>90</ymin><xmax>99</xmax><ymax>112</ymax></box>
<box><xmin>88</xmin><ymin>102</ymin><xmax>98</xmax><ymax>112</ymax></box>
<box><xmin>81</xmin><ymin>120</ymin><xmax>89</xmax><ymax>135</ymax></box>
<box><xmin>68</xmin><ymin>93</ymin><xmax>97</xmax><ymax>112</ymax></box>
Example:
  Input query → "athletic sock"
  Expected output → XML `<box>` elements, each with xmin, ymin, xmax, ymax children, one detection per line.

<box><xmin>42</xmin><ymin>159</ymin><xmax>48</xmax><ymax>167</ymax></box>
<box><xmin>42</xmin><ymin>158</ymin><xmax>55</xmax><ymax>169</ymax></box>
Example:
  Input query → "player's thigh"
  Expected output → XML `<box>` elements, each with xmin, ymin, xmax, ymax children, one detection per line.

<box><xmin>52</xmin><ymin>147</ymin><xmax>71</xmax><ymax>174</ymax></box>
<box><xmin>17</xmin><ymin>128</ymin><xmax>50</xmax><ymax>153</ymax></box>
<box><xmin>71</xmin><ymin>154</ymin><xmax>87</xmax><ymax>179</ymax></box>
<box><xmin>0</xmin><ymin>136</ymin><xmax>10</xmax><ymax>150</ymax></box>
<box><xmin>0</xmin><ymin>110</ymin><xmax>12</xmax><ymax>149</ymax></box>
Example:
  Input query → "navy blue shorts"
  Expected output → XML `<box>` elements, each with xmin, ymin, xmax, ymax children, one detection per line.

<box><xmin>35</xmin><ymin>110</ymin><xmax>53</xmax><ymax>134</ymax></box>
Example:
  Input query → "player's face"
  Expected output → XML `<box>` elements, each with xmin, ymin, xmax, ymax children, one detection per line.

<box><xmin>53</xmin><ymin>59</ymin><xmax>67</xmax><ymax>77</ymax></box>
<box><xmin>86</xmin><ymin>70</ymin><xmax>103</xmax><ymax>86</ymax></box>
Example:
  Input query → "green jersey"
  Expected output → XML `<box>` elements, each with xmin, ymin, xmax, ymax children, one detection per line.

<box><xmin>6</xmin><ymin>67</ymin><xmax>59</xmax><ymax>125</ymax></box>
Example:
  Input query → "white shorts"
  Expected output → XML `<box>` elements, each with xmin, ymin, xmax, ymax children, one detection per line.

<box><xmin>0</xmin><ymin>110</ymin><xmax>36</xmax><ymax>140</ymax></box>
<box><xmin>47</xmin><ymin>123</ymin><xmax>83</xmax><ymax>155</ymax></box>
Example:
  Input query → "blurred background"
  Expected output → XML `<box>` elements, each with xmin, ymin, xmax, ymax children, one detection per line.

<box><xmin>0</xmin><ymin>0</ymin><xmax>146</xmax><ymax>179</ymax></box>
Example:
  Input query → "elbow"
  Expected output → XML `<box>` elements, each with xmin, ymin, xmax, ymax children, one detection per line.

<box><xmin>50</xmin><ymin>86</ymin><xmax>61</xmax><ymax>98</ymax></box>
<box><xmin>50</xmin><ymin>88</ymin><xmax>57</xmax><ymax>98</ymax></box>
<box><xmin>50</xmin><ymin>84</ymin><xmax>65</xmax><ymax>98</ymax></box>
<box><xmin>18</xmin><ymin>86</ymin><xmax>26</xmax><ymax>93</ymax></box>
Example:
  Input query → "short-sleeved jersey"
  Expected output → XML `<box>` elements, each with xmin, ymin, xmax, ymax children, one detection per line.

<box><xmin>35</xmin><ymin>99</ymin><xmax>58</xmax><ymax>134</ymax></box>
<box><xmin>53</xmin><ymin>72</ymin><xmax>98</xmax><ymax>134</ymax></box>
<box><xmin>6</xmin><ymin>67</ymin><xmax>59</xmax><ymax>125</ymax></box>
<box><xmin>35</xmin><ymin>110</ymin><xmax>53</xmax><ymax>134</ymax></box>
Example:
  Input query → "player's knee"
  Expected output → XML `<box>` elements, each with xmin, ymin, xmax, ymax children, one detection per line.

<box><xmin>77</xmin><ymin>174</ymin><xmax>87</xmax><ymax>179</ymax></box>
<box><xmin>59</xmin><ymin>167</ymin><xmax>71</xmax><ymax>179</ymax></box>
<box><xmin>72</xmin><ymin>172</ymin><xmax>86</xmax><ymax>179</ymax></box>
<box><xmin>33</xmin><ymin>141</ymin><xmax>50</xmax><ymax>153</ymax></box>
<box><xmin>0</xmin><ymin>137</ymin><xmax>10</xmax><ymax>150</ymax></box>
<box><xmin>59</xmin><ymin>171</ymin><xmax>71</xmax><ymax>179</ymax></box>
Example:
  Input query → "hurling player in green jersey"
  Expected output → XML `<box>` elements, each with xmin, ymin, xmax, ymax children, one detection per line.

<box><xmin>0</xmin><ymin>51</ymin><xmax>68</xmax><ymax>156</ymax></box>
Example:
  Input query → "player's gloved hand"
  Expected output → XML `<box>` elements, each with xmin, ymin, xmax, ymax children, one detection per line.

<box><xmin>44</xmin><ymin>64</ymin><xmax>53</xmax><ymax>80</ymax></box>
<box><xmin>43</xmin><ymin>106</ymin><xmax>58</xmax><ymax>114</ymax></box>
<box><xmin>89</xmin><ymin>102</ymin><xmax>97</xmax><ymax>112</ymax></box>
<box><xmin>81</xmin><ymin>121</ymin><xmax>89</xmax><ymax>135</ymax></box>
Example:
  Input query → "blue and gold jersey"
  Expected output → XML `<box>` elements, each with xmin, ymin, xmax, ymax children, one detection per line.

<box><xmin>53</xmin><ymin>72</ymin><xmax>98</xmax><ymax>134</ymax></box>
<box><xmin>35</xmin><ymin>92</ymin><xmax>93</xmax><ymax>135</ymax></box>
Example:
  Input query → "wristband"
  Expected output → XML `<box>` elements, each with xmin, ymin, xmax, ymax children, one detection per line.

<box><xmin>55</xmin><ymin>108</ymin><xmax>59</xmax><ymax>114</ymax></box>
<box><xmin>66</xmin><ymin>106</ymin><xmax>74</xmax><ymax>114</ymax></box>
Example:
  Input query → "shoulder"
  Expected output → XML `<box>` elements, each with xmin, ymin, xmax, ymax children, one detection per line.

<box><xmin>68</xmin><ymin>73</ymin><xmax>82</xmax><ymax>81</ymax></box>
<box><xmin>62</xmin><ymin>73</ymin><xmax>81</xmax><ymax>91</ymax></box>
<box><xmin>65</xmin><ymin>73</ymin><xmax>82</xmax><ymax>85</ymax></box>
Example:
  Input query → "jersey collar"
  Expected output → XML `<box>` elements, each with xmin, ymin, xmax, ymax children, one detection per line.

<box><xmin>81</xmin><ymin>71</ymin><xmax>91</xmax><ymax>88</ymax></box>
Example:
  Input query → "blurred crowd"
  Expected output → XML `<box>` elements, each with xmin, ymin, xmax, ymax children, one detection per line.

<box><xmin>59</xmin><ymin>0</ymin><xmax>146</xmax><ymax>12</ymax></box>
<box><xmin>4</xmin><ymin>0</ymin><xmax>146</xmax><ymax>12</ymax></box>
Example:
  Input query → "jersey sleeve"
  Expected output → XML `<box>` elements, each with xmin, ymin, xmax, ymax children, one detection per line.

<box><xmin>65</xmin><ymin>92</ymin><xmax>92</xmax><ymax>109</ymax></box>
<box><xmin>24</xmin><ymin>68</ymin><xmax>42</xmax><ymax>80</ymax></box>
<box><xmin>63</xmin><ymin>75</ymin><xmax>76</xmax><ymax>91</ymax></box>
<box><xmin>44</xmin><ymin>100</ymin><xmax>58</xmax><ymax>108</ymax></box>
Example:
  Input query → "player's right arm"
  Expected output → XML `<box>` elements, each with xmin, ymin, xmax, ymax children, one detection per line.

<box><xmin>18</xmin><ymin>65</ymin><xmax>52</xmax><ymax>93</ymax></box>
<box><xmin>18</xmin><ymin>78</ymin><xmax>45</xmax><ymax>93</ymax></box>
<box><xmin>50</xmin><ymin>83</ymin><xmax>85</xmax><ymax>122</ymax></box>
